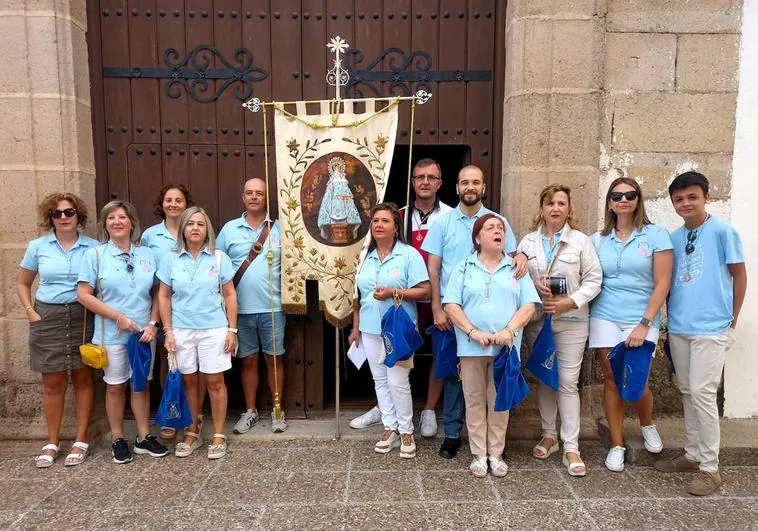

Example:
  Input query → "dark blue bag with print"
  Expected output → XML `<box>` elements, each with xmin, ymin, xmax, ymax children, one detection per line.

<box><xmin>381</xmin><ymin>303</ymin><xmax>424</xmax><ymax>368</ymax></box>
<box><xmin>608</xmin><ymin>340</ymin><xmax>656</xmax><ymax>402</ymax></box>
<box><xmin>154</xmin><ymin>354</ymin><xmax>192</xmax><ymax>429</ymax></box>
<box><xmin>493</xmin><ymin>345</ymin><xmax>530</xmax><ymax>412</ymax></box>
<box><xmin>427</xmin><ymin>325</ymin><xmax>459</xmax><ymax>380</ymax></box>
<box><xmin>127</xmin><ymin>332</ymin><xmax>152</xmax><ymax>393</ymax></box>
<box><xmin>525</xmin><ymin>315</ymin><xmax>560</xmax><ymax>392</ymax></box>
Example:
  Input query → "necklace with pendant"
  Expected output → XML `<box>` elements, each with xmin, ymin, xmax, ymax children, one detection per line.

<box><xmin>185</xmin><ymin>257</ymin><xmax>203</xmax><ymax>287</ymax></box>
<box><xmin>682</xmin><ymin>214</ymin><xmax>710</xmax><ymax>282</ymax></box>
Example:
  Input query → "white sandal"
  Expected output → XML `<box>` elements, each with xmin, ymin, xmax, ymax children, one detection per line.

<box><xmin>64</xmin><ymin>442</ymin><xmax>89</xmax><ymax>466</ymax></box>
<box><xmin>174</xmin><ymin>430</ymin><xmax>202</xmax><ymax>458</ymax></box>
<box><xmin>488</xmin><ymin>456</ymin><xmax>509</xmax><ymax>477</ymax></box>
<box><xmin>470</xmin><ymin>456</ymin><xmax>488</xmax><ymax>478</ymax></box>
<box><xmin>562</xmin><ymin>451</ymin><xmax>587</xmax><ymax>477</ymax></box>
<box><xmin>533</xmin><ymin>437</ymin><xmax>559</xmax><ymax>460</ymax></box>
<box><xmin>207</xmin><ymin>433</ymin><xmax>227</xmax><ymax>460</ymax></box>
<box><xmin>35</xmin><ymin>443</ymin><xmax>59</xmax><ymax>468</ymax></box>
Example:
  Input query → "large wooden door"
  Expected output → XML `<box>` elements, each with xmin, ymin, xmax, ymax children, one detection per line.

<box><xmin>87</xmin><ymin>0</ymin><xmax>505</xmax><ymax>413</ymax></box>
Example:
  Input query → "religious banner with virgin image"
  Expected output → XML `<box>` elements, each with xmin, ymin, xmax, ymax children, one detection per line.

<box><xmin>274</xmin><ymin>99</ymin><xmax>399</xmax><ymax>326</ymax></box>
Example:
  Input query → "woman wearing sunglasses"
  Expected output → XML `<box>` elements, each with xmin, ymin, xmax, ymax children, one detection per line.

<box><xmin>589</xmin><ymin>177</ymin><xmax>673</xmax><ymax>472</ymax></box>
<box><xmin>17</xmin><ymin>194</ymin><xmax>99</xmax><ymax>467</ymax></box>
<box><xmin>78</xmin><ymin>201</ymin><xmax>168</xmax><ymax>464</ymax></box>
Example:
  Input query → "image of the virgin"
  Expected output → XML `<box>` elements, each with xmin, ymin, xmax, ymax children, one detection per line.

<box><xmin>317</xmin><ymin>156</ymin><xmax>362</xmax><ymax>244</ymax></box>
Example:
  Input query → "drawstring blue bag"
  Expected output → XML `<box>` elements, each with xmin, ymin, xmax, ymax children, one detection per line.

<box><xmin>608</xmin><ymin>340</ymin><xmax>656</xmax><ymax>402</ymax></box>
<box><xmin>493</xmin><ymin>345</ymin><xmax>530</xmax><ymax>412</ymax></box>
<box><xmin>381</xmin><ymin>302</ymin><xmax>424</xmax><ymax>368</ymax></box>
<box><xmin>525</xmin><ymin>315</ymin><xmax>560</xmax><ymax>392</ymax></box>
<box><xmin>663</xmin><ymin>338</ymin><xmax>676</xmax><ymax>375</ymax></box>
<box><xmin>127</xmin><ymin>332</ymin><xmax>152</xmax><ymax>393</ymax></box>
<box><xmin>427</xmin><ymin>325</ymin><xmax>458</xmax><ymax>380</ymax></box>
<box><xmin>155</xmin><ymin>353</ymin><xmax>192</xmax><ymax>429</ymax></box>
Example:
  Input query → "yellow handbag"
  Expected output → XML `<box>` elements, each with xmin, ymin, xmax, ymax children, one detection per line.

<box><xmin>79</xmin><ymin>247</ymin><xmax>108</xmax><ymax>369</ymax></box>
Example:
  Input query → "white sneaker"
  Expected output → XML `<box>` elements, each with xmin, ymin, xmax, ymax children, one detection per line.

<box><xmin>350</xmin><ymin>406</ymin><xmax>382</xmax><ymax>429</ymax></box>
<box><xmin>419</xmin><ymin>409</ymin><xmax>438</xmax><ymax>438</ymax></box>
<box><xmin>605</xmin><ymin>445</ymin><xmax>626</xmax><ymax>472</ymax></box>
<box><xmin>233</xmin><ymin>409</ymin><xmax>260</xmax><ymax>434</ymax></box>
<box><xmin>271</xmin><ymin>411</ymin><xmax>288</xmax><ymax>433</ymax></box>
<box><xmin>399</xmin><ymin>433</ymin><xmax>416</xmax><ymax>459</ymax></box>
<box><xmin>374</xmin><ymin>430</ymin><xmax>400</xmax><ymax>454</ymax></box>
<box><xmin>641</xmin><ymin>425</ymin><xmax>663</xmax><ymax>454</ymax></box>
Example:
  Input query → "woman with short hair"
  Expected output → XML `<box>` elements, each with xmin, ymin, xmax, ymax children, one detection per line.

<box><xmin>17</xmin><ymin>193</ymin><xmax>98</xmax><ymax>467</ymax></box>
<box><xmin>590</xmin><ymin>177</ymin><xmax>673</xmax><ymax>472</ymax></box>
<box><xmin>443</xmin><ymin>213</ymin><xmax>540</xmax><ymax>477</ymax></box>
<box><xmin>518</xmin><ymin>184</ymin><xmax>602</xmax><ymax>477</ymax></box>
<box><xmin>158</xmin><ymin>206</ymin><xmax>237</xmax><ymax>459</ymax></box>
<box><xmin>78</xmin><ymin>200</ymin><xmax>168</xmax><ymax>464</ymax></box>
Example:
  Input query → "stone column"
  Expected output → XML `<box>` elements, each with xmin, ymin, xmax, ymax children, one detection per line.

<box><xmin>0</xmin><ymin>0</ymin><xmax>105</xmax><ymax>439</ymax></box>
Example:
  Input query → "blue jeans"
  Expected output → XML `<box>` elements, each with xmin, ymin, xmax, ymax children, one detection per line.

<box><xmin>442</xmin><ymin>376</ymin><xmax>465</xmax><ymax>439</ymax></box>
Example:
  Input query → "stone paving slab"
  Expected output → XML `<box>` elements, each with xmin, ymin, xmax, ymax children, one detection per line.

<box><xmin>1</xmin><ymin>438</ymin><xmax>757</xmax><ymax>530</ymax></box>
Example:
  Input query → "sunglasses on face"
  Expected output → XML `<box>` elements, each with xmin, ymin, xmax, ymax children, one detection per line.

<box><xmin>685</xmin><ymin>230</ymin><xmax>698</xmax><ymax>255</ymax></box>
<box><xmin>50</xmin><ymin>208</ymin><xmax>78</xmax><ymax>219</ymax></box>
<box><xmin>610</xmin><ymin>191</ymin><xmax>639</xmax><ymax>202</ymax></box>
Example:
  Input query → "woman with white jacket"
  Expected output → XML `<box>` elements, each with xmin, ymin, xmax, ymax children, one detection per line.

<box><xmin>518</xmin><ymin>184</ymin><xmax>602</xmax><ymax>477</ymax></box>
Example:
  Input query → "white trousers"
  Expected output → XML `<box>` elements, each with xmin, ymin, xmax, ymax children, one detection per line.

<box><xmin>363</xmin><ymin>332</ymin><xmax>413</xmax><ymax>434</ymax></box>
<box><xmin>669</xmin><ymin>331</ymin><xmax>733</xmax><ymax>473</ymax></box>
<box><xmin>524</xmin><ymin>318</ymin><xmax>588</xmax><ymax>452</ymax></box>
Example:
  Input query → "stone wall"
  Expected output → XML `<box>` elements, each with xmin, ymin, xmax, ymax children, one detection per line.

<box><xmin>0</xmin><ymin>0</ymin><xmax>99</xmax><ymax>438</ymax></box>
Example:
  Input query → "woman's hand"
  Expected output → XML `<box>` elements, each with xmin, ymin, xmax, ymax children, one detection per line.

<box><xmin>139</xmin><ymin>324</ymin><xmax>157</xmax><ymax>343</ymax></box>
<box><xmin>164</xmin><ymin>331</ymin><xmax>175</xmax><ymax>353</ymax></box>
<box><xmin>373</xmin><ymin>286</ymin><xmax>393</xmax><ymax>301</ymax></box>
<box><xmin>470</xmin><ymin>330</ymin><xmax>492</xmax><ymax>349</ymax></box>
<box><xmin>534</xmin><ymin>278</ymin><xmax>552</xmax><ymax>299</ymax></box>
<box><xmin>492</xmin><ymin>329</ymin><xmax>514</xmax><ymax>347</ymax></box>
<box><xmin>116</xmin><ymin>314</ymin><xmax>140</xmax><ymax>333</ymax></box>
<box><xmin>543</xmin><ymin>297</ymin><xmax>576</xmax><ymax>316</ymax></box>
<box><xmin>511</xmin><ymin>253</ymin><xmax>529</xmax><ymax>279</ymax></box>
<box><xmin>224</xmin><ymin>331</ymin><xmax>237</xmax><ymax>354</ymax></box>
<box><xmin>625</xmin><ymin>324</ymin><xmax>648</xmax><ymax>348</ymax></box>
<box><xmin>348</xmin><ymin>328</ymin><xmax>360</xmax><ymax>347</ymax></box>
<box><xmin>433</xmin><ymin>306</ymin><xmax>451</xmax><ymax>331</ymax></box>
<box><xmin>27</xmin><ymin>310</ymin><xmax>42</xmax><ymax>322</ymax></box>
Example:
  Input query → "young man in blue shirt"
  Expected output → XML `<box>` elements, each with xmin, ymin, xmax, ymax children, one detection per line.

<box><xmin>655</xmin><ymin>171</ymin><xmax>747</xmax><ymax>496</ymax></box>
<box><xmin>217</xmin><ymin>178</ymin><xmax>287</xmax><ymax>434</ymax></box>
<box><xmin>421</xmin><ymin>165</ymin><xmax>528</xmax><ymax>458</ymax></box>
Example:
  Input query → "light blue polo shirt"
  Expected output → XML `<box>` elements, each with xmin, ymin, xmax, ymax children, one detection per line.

<box><xmin>356</xmin><ymin>242</ymin><xmax>430</xmax><ymax>335</ymax></box>
<box><xmin>668</xmin><ymin>216</ymin><xmax>744</xmax><ymax>336</ymax></box>
<box><xmin>216</xmin><ymin>214</ymin><xmax>281</xmax><ymax>314</ymax></box>
<box><xmin>421</xmin><ymin>205</ymin><xmax>517</xmax><ymax>297</ymax></box>
<box><xmin>78</xmin><ymin>242</ymin><xmax>156</xmax><ymax>345</ymax></box>
<box><xmin>140</xmin><ymin>221</ymin><xmax>177</xmax><ymax>258</ymax></box>
<box><xmin>20</xmin><ymin>231</ymin><xmax>99</xmax><ymax>304</ymax></box>
<box><xmin>542</xmin><ymin>230</ymin><xmax>562</xmax><ymax>265</ymax></box>
<box><xmin>157</xmin><ymin>247</ymin><xmax>234</xmax><ymax>329</ymax></box>
<box><xmin>590</xmin><ymin>224</ymin><xmax>673</xmax><ymax>326</ymax></box>
<box><xmin>443</xmin><ymin>254</ymin><xmax>541</xmax><ymax>357</ymax></box>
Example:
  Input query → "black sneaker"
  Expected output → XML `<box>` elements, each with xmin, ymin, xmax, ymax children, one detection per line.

<box><xmin>438</xmin><ymin>437</ymin><xmax>462</xmax><ymax>459</ymax></box>
<box><xmin>111</xmin><ymin>438</ymin><xmax>133</xmax><ymax>464</ymax></box>
<box><xmin>134</xmin><ymin>434</ymin><xmax>169</xmax><ymax>458</ymax></box>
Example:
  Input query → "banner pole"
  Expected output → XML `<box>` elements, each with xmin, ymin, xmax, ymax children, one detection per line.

<box><xmin>334</xmin><ymin>325</ymin><xmax>341</xmax><ymax>440</ymax></box>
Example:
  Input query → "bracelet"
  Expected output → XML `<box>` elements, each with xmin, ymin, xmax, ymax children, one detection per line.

<box><xmin>23</xmin><ymin>305</ymin><xmax>34</xmax><ymax>311</ymax></box>
<box><xmin>467</xmin><ymin>327</ymin><xmax>477</xmax><ymax>342</ymax></box>
<box><xmin>227</xmin><ymin>327</ymin><xmax>238</xmax><ymax>334</ymax></box>
<box><xmin>505</xmin><ymin>325</ymin><xmax>517</xmax><ymax>338</ymax></box>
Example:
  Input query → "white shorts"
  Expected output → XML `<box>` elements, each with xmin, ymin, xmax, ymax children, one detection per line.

<box><xmin>173</xmin><ymin>327</ymin><xmax>231</xmax><ymax>375</ymax></box>
<box><xmin>589</xmin><ymin>317</ymin><xmax>660</xmax><ymax>349</ymax></box>
<box><xmin>103</xmin><ymin>342</ymin><xmax>156</xmax><ymax>386</ymax></box>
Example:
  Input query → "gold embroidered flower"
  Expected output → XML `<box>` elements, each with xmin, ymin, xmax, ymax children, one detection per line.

<box><xmin>310</xmin><ymin>247</ymin><xmax>319</xmax><ymax>256</ymax></box>
<box><xmin>334</xmin><ymin>257</ymin><xmax>347</xmax><ymax>270</ymax></box>
<box><xmin>294</xmin><ymin>236</ymin><xmax>305</xmax><ymax>250</ymax></box>
<box><xmin>287</xmin><ymin>198</ymin><xmax>299</xmax><ymax>211</ymax></box>
<box><xmin>286</xmin><ymin>139</ymin><xmax>300</xmax><ymax>153</ymax></box>
<box><xmin>374</xmin><ymin>134</ymin><xmax>388</xmax><ymax>151</ymax></box>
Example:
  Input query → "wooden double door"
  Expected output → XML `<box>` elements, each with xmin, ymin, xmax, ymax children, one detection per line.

<box><xmin>87</xmin><ymin>0</ymin><xmax>505</xmax><ymax>415</ymax></box>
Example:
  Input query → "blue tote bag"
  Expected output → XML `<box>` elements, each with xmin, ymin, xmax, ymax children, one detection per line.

<box><xmin>608</xmin><ymin>340</ymin><xmax>656</xmax><ymax>402</ymax></box>
<box><xmin>127</xmin><ymin>332</ymin><xmax>152</xmax><ymax>393</ymax></box>
<box><xmin>524</xmin><ymin>315</ymin><xmax>560</xmax><ymax>392</ymax></box>
<box><xmin>154</xmin><ymin>353</ymin><xmax>193</xmax><ymax>429</ymax></box>
<box><xmin>427</xmin><ymin>325</ymin><xmax>458</xmax><ymax>380</ymax></box>
<box><xmin>493</xmin><ymin>345</ymin><xmax>530</xmax><ymax>412</ymax></box>
<box><xmin>381</xmin><ymin>303</ymin><xmax>424</xmax><ymax>368</ymax></box>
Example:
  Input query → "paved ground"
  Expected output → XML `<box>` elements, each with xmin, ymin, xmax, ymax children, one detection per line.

<box><xmin>1</xmin><ymin>436</ymin><xmax>757</xmax><ymax>530</ymax></box>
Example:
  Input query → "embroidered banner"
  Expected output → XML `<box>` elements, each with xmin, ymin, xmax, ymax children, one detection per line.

<box><xmin>274</xmin><ymin>99</ymin><xmax>399</xmax><ymax>326</ymax></box>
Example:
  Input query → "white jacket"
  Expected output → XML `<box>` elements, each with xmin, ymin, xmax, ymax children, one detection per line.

<box><xmin>517</xmin><ymin>224</ymin><xmax>602</xmax><ymax>319</ymax></box>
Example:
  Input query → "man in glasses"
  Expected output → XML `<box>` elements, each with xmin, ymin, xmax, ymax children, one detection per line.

<box><xmin>349</xmin><ymin>159</ymin><xmax>452</xmax><ymax>436</ymax></box>
<box><xmin>655</xmin><ymin>171</ymin><xmax>747</xmax><ymax>496</ymax></box>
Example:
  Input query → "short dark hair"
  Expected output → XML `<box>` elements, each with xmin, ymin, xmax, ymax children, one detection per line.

<box><xmin>368</xmin><ymin>202</ymin><xmax>405</xmax><ymax>251</ymax></box>
<box><xmin>472</xmin><ymin>213</ymin><xmax>504</xmax><ymax>253</ymax></box>
<box><xmin>668</xmin><ymin>171</ymin><xmax>709</xmax><ymax>197</ymax></box>
<box><xmin>413</xmin><ymin>158</ymin><xmax>441</xmax><ymax>178</ymax></box>
<box><xmin>153</xmin><ymin>183</ymin><xmax>194</xmax><ymax>220</ymax></box>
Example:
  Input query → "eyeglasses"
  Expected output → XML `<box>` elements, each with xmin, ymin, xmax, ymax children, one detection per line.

<box><xmin>50</xmin><ymin>208</ymin><xmax>78</xmax><ymax>219</ymax></box>
<box><xmin>685</xmin><ymin>230</ymin><xmax>698</xmax><ymax>255</ymax></box>
<box><xmin>412</xmin><ymin>174</ymin><xmax>441</xmax><ymax>182</ymax></box>
<box><xmin>610</xmin><ymin>191</ymin><xmax>639</xmax><ymax>202</ymax></box>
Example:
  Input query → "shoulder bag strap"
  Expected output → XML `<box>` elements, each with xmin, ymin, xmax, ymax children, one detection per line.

<box><xmin>232</xmin><ymin>224</ymin><xmax>270</xmax><ymax>288</ymax></box>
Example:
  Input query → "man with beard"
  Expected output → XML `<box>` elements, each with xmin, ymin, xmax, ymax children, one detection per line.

<box><xmin>421</xmin><ymin>165</ymin><xmax>528</xmax><ymax>459</ymax></box>
<box><xmin>349</xmin><ymin>158</ymin><xmax>452</xmax><ymax>437</ymax></box>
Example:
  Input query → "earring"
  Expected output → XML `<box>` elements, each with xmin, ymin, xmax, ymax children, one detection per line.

<box><xmin>394</xmin><ymin>231</ymin><xmax>398</xmax><ymax>238</ymax></box>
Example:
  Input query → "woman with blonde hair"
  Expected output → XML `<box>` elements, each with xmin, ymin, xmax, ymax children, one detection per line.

<box><xmin>518</xmin><ymin>184</ymin><xmax>602</xmax><ymax>476</ymax></box>
<box><xmin>78</xmin><ymin>200</ymin><xmax>168</xmax><ymax>464</ymax></box>
<box><xmin>590</xmin><ymin>177</ymin><xmax>673</xmax><ymax>472</ymax></box>
<box><xmin>17</xmin><ymin>193</ymin><xmax>98</xmax><ymax>467</ymax></box>
<box><xmin>158</xmin><ymin>206</ymin><xmax>237</xmax><ymax>459</ymax></box>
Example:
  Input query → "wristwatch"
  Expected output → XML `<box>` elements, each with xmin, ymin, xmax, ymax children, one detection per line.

<box><xmin>147</xmin><ymin>320</ymin><xmax>160</xmax><ymax>328</ymax></box>
<box><xmin>227</xmin><ymin>327</ymin><xmax>238</xmax><ymax>334</ymax></box>
<box><xmin>639</xmin><ymin>318</ymin><xmax>651</xmax><ymax>327</ymax></box>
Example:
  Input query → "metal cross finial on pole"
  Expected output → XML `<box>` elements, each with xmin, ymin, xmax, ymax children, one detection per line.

<box><xmin>326</xmin><ymin>36</ymin><xmax>350</xmax><ymax>100</ymax></box>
